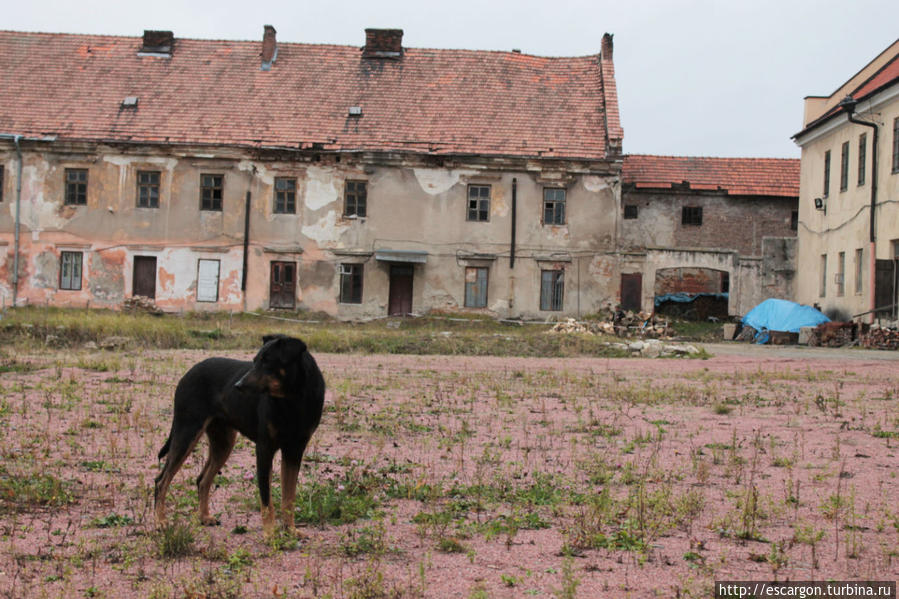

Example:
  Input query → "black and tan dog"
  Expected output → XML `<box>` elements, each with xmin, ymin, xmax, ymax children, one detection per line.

<box><xmin>154</xmin><ymin>334</ymin><xmax>325</xmax><ymax>535</ymax></box>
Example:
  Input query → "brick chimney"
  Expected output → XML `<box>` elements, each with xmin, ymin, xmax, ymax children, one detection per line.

<box><xmin>140</xmin><ymin>30</ymin><xmax>174</xmax><ymax>55</ymax></box>
<box><xmin>363</xmin><ymin>28</ymin><xmax>403</xmax><ymax>59</ymax></box>
<box><xmin>601</xmin><ymin>33</ymin><xmax>613</xmax><ymax>61</ymax></box>
<box><xmin>261</xmin><ymin>25</ymin><xmax>277</xmax><ymax>70</ymax></box>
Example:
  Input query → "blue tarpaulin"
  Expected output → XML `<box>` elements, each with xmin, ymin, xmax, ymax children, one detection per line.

<box><xmin>654</xmin><ymin>292</ymin><xmax>728</xmax><ymax>306</ymax></box>
<box><xmin>741</xmin><ymin>299</ymin><xmax>830</xmax><ymax>343</ymax></box>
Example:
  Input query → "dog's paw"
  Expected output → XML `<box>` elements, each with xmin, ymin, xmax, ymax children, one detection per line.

<box><xmin>200</xmin><ymin>515</ymin><xmax>220</xmax><ymax>526</ymax></box>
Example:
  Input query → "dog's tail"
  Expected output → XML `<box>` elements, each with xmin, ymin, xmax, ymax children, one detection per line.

<box><xmin>157</xmin><ymin>435</ymin><xmax>171</xmax><ymax>460</ymax></box>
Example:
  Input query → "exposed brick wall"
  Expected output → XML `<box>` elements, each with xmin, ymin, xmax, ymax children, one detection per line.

<box><xmin>621</xmin><ymin>189</ymin><xmax>797</xmax><ymax>256</ymax></box>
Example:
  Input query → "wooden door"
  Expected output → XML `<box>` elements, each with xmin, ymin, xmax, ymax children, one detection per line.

<box><xmin>133</xmin><ymin>256</ymin><xmax>157</xmax><ymax>299</ymax></box>
<box><xmin>388</xmin><ymin>264</ymin><xmax>414</xmax><ymax>316</ymax></box>
<box><xmin>620</xmin><ymin>272</ymin><xmax>642</xmax><ymax>312</ymax></box>
<box><xmin>270</xmin><ymin>261</ymin><xmax>296</xmax><ymax>309</ymax></box>
<box><xmin>874</xmin><ymin>259</ymin><xmax>897</xmax><ymax>317</ymax></box>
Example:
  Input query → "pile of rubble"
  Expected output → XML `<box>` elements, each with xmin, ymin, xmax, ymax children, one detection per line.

<box><xmin>123</xmin><ymin>295</ymin><xmax>163</xmax><ymax>315</ymax></box>
<box><xmin>806</xmin><ymin>321</ymin><xmax>857</xmax><ymax>347</ymax></box>
<box><xmin>548</xmin><ymin>312</ymin><xmax>675</xmax><ymax>339</ymax></box>
<box><xmin>861</xmin><ymin>324</ymin><xmax>899</xmax><ymax>350</ymax></box>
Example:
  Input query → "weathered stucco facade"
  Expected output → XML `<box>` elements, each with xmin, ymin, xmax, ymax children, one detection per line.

<box><xmin>793</xmin><ymin>40</ymin><xmax>899</xmax><ymax>322</ymax></box>
<box><xmin>0</xmin><ymin>28</ymin><xmax>627</xmax><ymax>319</ymax></box>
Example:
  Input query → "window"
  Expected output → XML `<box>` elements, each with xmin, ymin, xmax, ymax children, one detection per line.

<box><xmin>200</xmin><ymin>174</ymin><xmax>223</xmax><ymax>211</ymax></box>
<box><xmin>836</xmin><ymin>251</ymin><xmax>845</xmax><ymax>296</ymax></box>
<box><xmin>344</xmin><ymin>180</ymin><xmax>367</xmax><ymax>217</ymax></box>
<box><xmin>65</xmin><ymin>168</ymin><xmax>88</xmax><ymax>205</ymax></box>
<box><xmin>543</xmin><ymin>188</ymin><xmax>566</xmax><ymax>225</ymax></box>
<box><xmin>819</xmin><ymin>254</ymin><xmax>827</xmax><ymax>298</ymax></box>
<box><xmin>464</xmin><ymin>267</ymin><xmax>488</xmax><ymax>308</ymax></box>
<box><xmin>840</xmin><ymin>141</ymin><xmax>849</xmax><ymax>192</ymax></box>
<box><xmin>540</xmin><ymin>269</ymin><xmax>564</xmax><ymax>311</ymax></box>
<box><xmin>59</xmin><ymin>251</ymin><xmax>83</xmax><ymax>290</ymax></box>
<box><xmin>197</xmin><ymin>259</ymin><xmax>220</xmax><ymax>302</ymax></box>
<box><xmin>623</xmin><ymin>204</ymin><xmax>638</xmax><ymax>219</ymax></box>
<box><xmin>893</xmin><ymin>117</ymin><xmax>899</xmax><ymax>173</ymax></box>
<box><xmin>823</xmin><ymin>150</ymin><xmax>831</xmax><ymax>197</ymax></box>
<box><xmin>137</xmin><ymin>170</ymin><xmax>160</xmax><ymax>208</ymax></box>
<box><xmin>274</xmin><ymin>177</ymin><xmax>296</xmax><ymax>214</ymax></box>
<box><xmin>682</xmin><ymin>206</ymin><xmax>703</xmax><ymax>226</ymax></box>
<box><xmin>0</xmin><ymin>167</ymin><xmax>4</xmax><ymax>202</ymax></box>
<box><xmin>339</xmin><ymin>263</ymin><xmax>363</xmax><ymax>304</ymax></box>
<box><xmin>858</xmin><ymin>133</ymin><xmax>867</xmax><ymax>186</ymax></box>
<box><xmin>854</xmin><ymin>248</ymin><xmax>863</xmax><ymax>295</ymax></box>
<box><xmin>791</xmin><ymin>210</ymin><xmax>798</xmax><ymax>231</ymax></box>
<box><xmin>467</xmin><ymin>185</ymin><xmax>490</xmax><ymax>222</ymax></box>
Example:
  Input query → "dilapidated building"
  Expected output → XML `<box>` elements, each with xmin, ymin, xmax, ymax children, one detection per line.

<box><xmin>621</xmin><ymin>155</ymin><xmax>799</xmax><ymax>317</ymax></box>
<box><xmin>1</xmin><ymin>27</ymin><xmax>628</xmax><ymax>318</ymax></box>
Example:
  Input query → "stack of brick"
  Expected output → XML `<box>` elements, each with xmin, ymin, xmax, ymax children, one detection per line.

<box><xmin>860</xmin><ymin>325</ymin><xmax>899</xmax><ymax>350</ymax></box>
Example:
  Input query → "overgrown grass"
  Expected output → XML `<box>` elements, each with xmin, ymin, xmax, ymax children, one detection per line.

<box><xmin>0</xmin><ymin>306</ymin><xmax>675</xmax><ymax>357</ymax></box>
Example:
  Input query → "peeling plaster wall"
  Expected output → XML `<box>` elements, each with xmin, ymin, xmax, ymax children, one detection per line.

<box><xmin>1</xmin><ymin>144</ymin><xmax>622</xmax><ymax>318</ymax></box>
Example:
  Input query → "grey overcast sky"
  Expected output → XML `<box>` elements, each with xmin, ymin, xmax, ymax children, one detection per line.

<box><xmin>5</xmin><ymin>0</ymin><xmax>898</xmax><ymax>158</ymax></box>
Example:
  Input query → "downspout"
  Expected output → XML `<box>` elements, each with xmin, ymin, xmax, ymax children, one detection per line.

<box><xmin>510</xmin><ymin>178</ymin><xmax>517</xmax><ymax>269</ymax></box>
<box><xmin>838</xmin><ymin>95</ymin><xmax>878</xmax><ymax>320</ymax></box>
<box><xmin>241</xmin><ymin>191</ymin><xmax>251</xmax><ymax>305</ymax></box>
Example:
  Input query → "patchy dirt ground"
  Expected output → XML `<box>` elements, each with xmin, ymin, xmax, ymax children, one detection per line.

<box><xmin>0</xmin><ymin>344</ymin><xmax>897</xmax><ymax>598</ymax></box>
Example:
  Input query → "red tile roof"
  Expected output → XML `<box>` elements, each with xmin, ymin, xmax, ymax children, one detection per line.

<box><xmin>623</xmin><ymin>155</ymin><xmax>800</xmax><ymax>197</ymax></box>
<box><xmin>0</xmin><ymin>30</ymin><xmax>620</xmax><ymax>161</ymax></box>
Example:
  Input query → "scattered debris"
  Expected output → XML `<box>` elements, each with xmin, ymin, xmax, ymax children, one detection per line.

<box><xmin>123</xmin><ymin>296</ymin><xmax>163</xmax><ymax>315</ymax></box>
<box><xmin>549</xmin><ymin>313</ymin><xmax>674</xmax><ymax>339</ymax></box>
<box><xmin>860</xmin><ymin>323</ymin><xmax>899</xmax><ymax>351</ymax></box>
<box><xmin>807</xmin><ymin>321</ymin><xmax>858</xmax><ymax>347</ymax></box>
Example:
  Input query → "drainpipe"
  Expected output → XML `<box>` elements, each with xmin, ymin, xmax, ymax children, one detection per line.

<box><xmin>510</xmin><ymin>178</ymin><xmax>517</xmax><ymax>269</ymax></box>
<box><xmin>12</xmin><ymin>135</ymin><xmax>22</xmax><ymax>307</ymax></box>
<box><xmin>241</xmin><ymin>191</ymin><xmax>251</xmax><ymax>295</ymax></box>
<box><xmin>838</xmin><ymin>95</ymin><xmax>878</xmax><ymax>320</ymax></box>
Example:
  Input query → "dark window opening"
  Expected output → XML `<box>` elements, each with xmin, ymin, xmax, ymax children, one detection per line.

<box><xmin>467</xmin><ymin>185</ymin><xmax>490</xmax><ymax>221</ymax></box>
<box><xmin>274</xmin><ymin>177</ymin><xmax>296</xmax><ymax>214</ymax></box>
<box><xmin>464</xmin><ymin>267</ymin><xmax>488</xmax><ymax>308</ymax></box>
<box><xmin>137</xmin><ymin>170</ymin><xmax>160</xmax><ymax>208</ymax></box>
<box><xmin>681</xmin><ymin>206</ymin><xmax>703</xmax><ymax>226</ymax></box>
<box><xmin>540</xmin><ymin>269</ymin><xmax>564</xmax><ymax>311</ymax></box>
<box><xmin>339</xmin><ymin>263</ymin><xmax>363</xmax><ymax>304</ymax></box>
<box><xmin>543</xmin><ymin>188</ymin><xmax>566</xmax><ymax>225</ymax></box>
<box><xmin>623</xmin><ymin>204</ymin><xmax>638</xmax><ymax>219</ymax></box>
<box><xmin>858</xmin><ymin>133</ymin><xmax>867</xmax><ymax>186</ymax></box>
<box><xmin>200</xmin><ymin>174</ymin><xmax>223</xmax><ymax>211</ymax></box>
<box><xmin>840</xmin><ymin>141</ymin><xmax>849</xmax><ymax>192</ymax></box>
<box><xmin>791</xmin><ymin>210</ymin><xmax>798</xmax><ymax>231</ymax></box>
<box><xmin>893</xmin><ymin>117</ymin><xmax>899</xmax><ymax>173</ymax></box>
<box><xmin>59</xmin><ymin>251</ymin><xmax>83</xmax><ymax>290</ymax></box>
<box><xmin>0</xmin><ymin>167</ymin><xmax>4</xmax><ymax>202</ymax></box>
<box><xmin>823</xmin><ymin>149</ymin><xmax>831</xmax><ymax>197</ymax></box>
<box><xmin>65</xmin><ymin>168</ymin><xmax>88</xmax><ymax>205</ymax></box>
<box><xmin>345</xmin><ymin>180</ymin><xmax>367</xmax><ymax>217</ymax></box>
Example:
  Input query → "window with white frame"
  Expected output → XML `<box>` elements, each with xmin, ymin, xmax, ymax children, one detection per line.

<box><xmin>60</xmin><ymin>251</ymin><xmax>83</xmax><ymax>290</ymax></box>
<box><xmin>540</xmin><ymin>269</ymin><xmax>564</xmax><ymax>311</ymax></box>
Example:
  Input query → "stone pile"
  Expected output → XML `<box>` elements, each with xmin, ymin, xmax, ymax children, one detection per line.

<box><xmin>123</xmin><ymin>296</ymin><xmax>163</xmax><ymax>315</ymax></box>
<box><xmin>548</xmin><ymin>314</ymin><xmax>674</xmax><ymax>339</ymax></box>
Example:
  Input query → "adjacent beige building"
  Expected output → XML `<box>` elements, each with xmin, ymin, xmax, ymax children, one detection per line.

<box><xmin>793</xmin><ymin>39</ymin><xmax>899</xmax><ymax>321</ymax></box>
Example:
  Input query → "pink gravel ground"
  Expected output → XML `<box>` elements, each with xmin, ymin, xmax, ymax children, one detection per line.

<box><xmin>0</xmin><ymin>344</ymin><xmax>897</xmax><ymax>598</ymax></box>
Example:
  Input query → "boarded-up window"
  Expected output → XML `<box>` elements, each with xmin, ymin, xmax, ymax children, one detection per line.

<box><xmin>464</xmin><ymin>267</ymin><xmax>488</xmax><ymax>308</ymax></box>
<box><xmin>197</xmin><ymin>259</ymin><xmax>220</xmax><ymax>302</ymax></box>
<box><xmin>339</xmin><ymin>263</ymin><xmax>363</xmax><ymax>304</ymax></box>
<box><xmin>59</xmin><ymin>251</ymin><xmax>82</xmax><ymax>290</ymax></box>
<box><xmin>540</xmin><ymin>269</ymin><xmax>564</xmax><ymax>311</ymax></box>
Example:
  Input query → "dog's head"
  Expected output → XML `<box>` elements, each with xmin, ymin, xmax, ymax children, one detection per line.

<box><xmin>235</xmin><ymin>334</ymin><xmax>308</xmax><ymax>397</ymax></box>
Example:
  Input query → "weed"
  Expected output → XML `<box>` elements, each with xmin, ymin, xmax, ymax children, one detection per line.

<box><xmin>154</xmin><ymin>520</ymin><xmax>195</xmax><ymax>558</ymax></box>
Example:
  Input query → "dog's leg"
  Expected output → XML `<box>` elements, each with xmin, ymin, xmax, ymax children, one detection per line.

<box><xmin>154</xmin><ymin>423</ymin><xmax>207</xmax><ymax>527</ymax></box>
<box><xmin>256</xmin><ymin>441</ymin><xmax>277</xmax><ymax>537</ymax></box>
<box><xmin>280</xmin><ymin>456</ymin><xmax>301</xmax><ymax>535</ymax></box>
<box><xmin>196</xmin><ymin>422</ymin><xmax>237</xmax><ymax>526</ymax></box>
